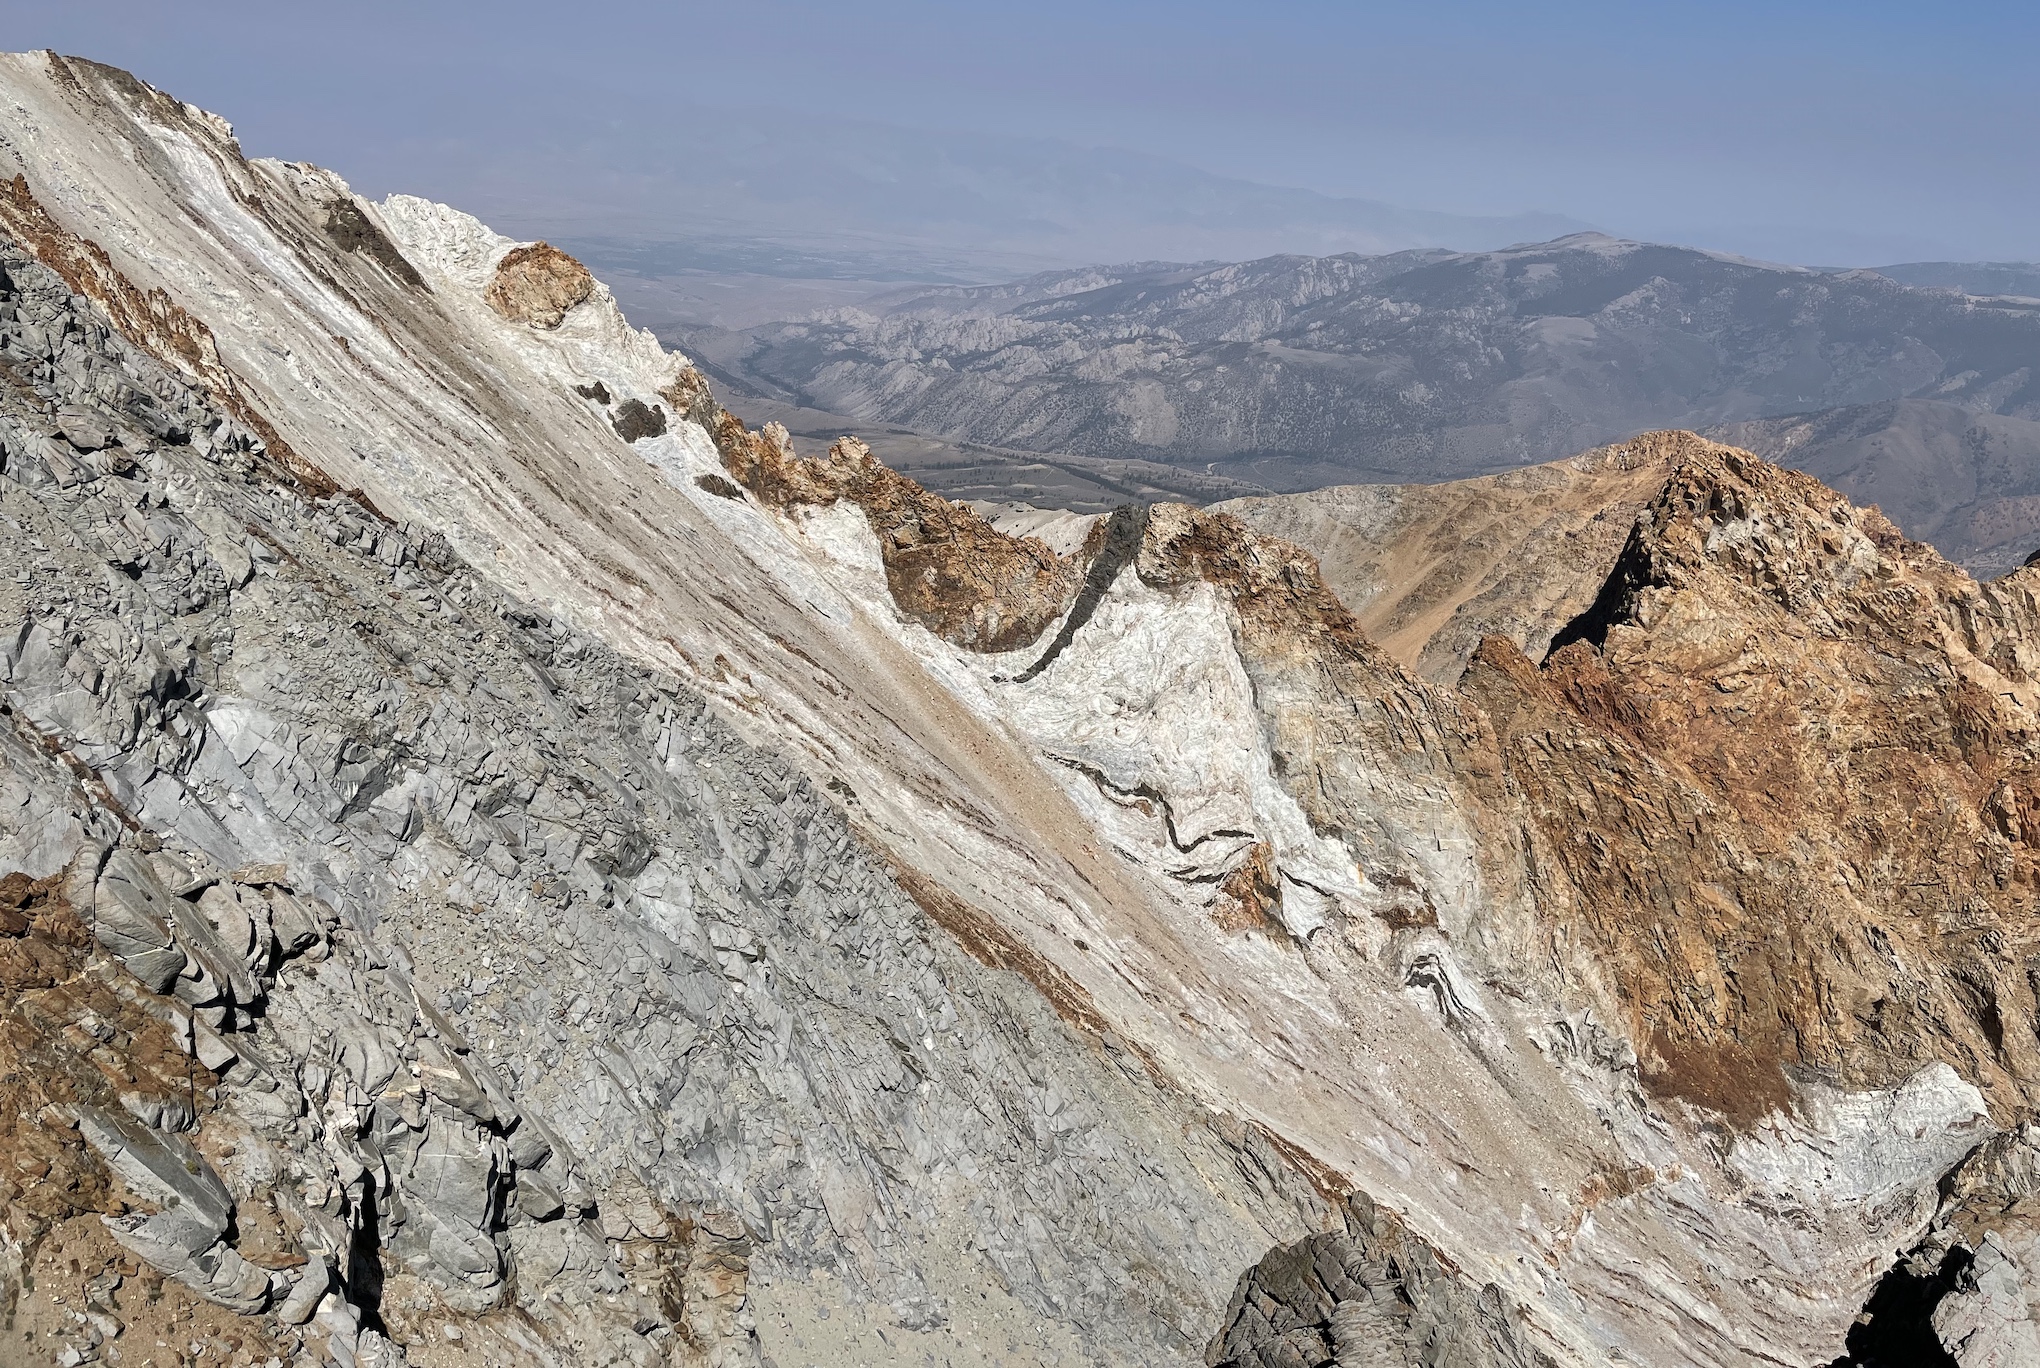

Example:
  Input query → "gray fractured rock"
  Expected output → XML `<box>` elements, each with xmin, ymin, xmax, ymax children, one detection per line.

<box><xmin>1207</xmin><ymin>1196</ymin><xmax>1551</xmax><ymax>1368</ymax></box>
<box><xmin>74</xmin><ymin>1106</ymin><xmax>272</xmax><ymax>1313</ymax></box>
<box><xmin>79</xmin><ymin>847</ymin><xmax>188</xmax><ymax>991</ymax></box>
<box><xmin>379</xmin><ymin>1114</ymin><xmax>511</xmax><ymax>1303</ymax></box>
<box><xmin>0</xmin><ymin>234</ymin><xmax>1334</xmax><ymax>1365</ymax></box>
<box><xmin>196</xmin><ymin>881</ymin><xmax>267</xmax><ymax>974</ymax></box>
<box><xmin>1933</xmin><ymin>1234</ymin><xmax>2040</xmax><ymax>1366</ymax></box>
<box><xmin>74</xmin><ymin>1104</ymin><xmax>233</xmax><ymax>1247</ymax></box>
<box><xmin>263</xmin><ymin>886</ymin><xmax>325</xmax><ymax>956</ymax></box>
<box><xmin>276</xmin><ymin>1252</ymin><xmax>332</xmax><ymax>1325</ymax></box>
<box><xmin>166</xmin><ymin>875</ymin><xmax>258</xmax><ymax>1008</ymax></box>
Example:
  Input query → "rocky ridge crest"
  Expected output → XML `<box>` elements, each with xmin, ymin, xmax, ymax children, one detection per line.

<box><xmin>1</xmin><ymin>49</ymin><xmax>2039</xmax><ymax>1368</ymax></box>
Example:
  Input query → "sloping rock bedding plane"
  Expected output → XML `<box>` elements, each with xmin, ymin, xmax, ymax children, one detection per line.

<box><xmin>0</xmin><ymin>50</ymin><xmax>2036</xmax><ymax>1368</ymax></box>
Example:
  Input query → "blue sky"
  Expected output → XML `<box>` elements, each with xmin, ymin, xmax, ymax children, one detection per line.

<box><xmin>5</xmin><ymin>0</ymin><xmax>2037</xmax><ymax>264</ymax></box>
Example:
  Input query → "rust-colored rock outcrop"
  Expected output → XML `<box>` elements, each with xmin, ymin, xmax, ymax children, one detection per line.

<box><xmin>1465</xmin><ymin>440</ymin><xmax>2040</xmax><ymax>1120</ymax></box>
<box><xmin>1221</xmin><ymin>430</ymin><xmax>1706</xmax><ymax>681</ymax></box>
<box><xmin>0</xmin><ymin>866</ymin><xmax>297</xmax><ymax>1365</ymax></box>
<box><xmin>703</xmin><ymin>394</ymin><xmax>1089</xmax><ymax>651</ymax></box>
<box><xmin>484</xmin><ymin>241</ymin><xmax>594</xmax><ymax>329</ymax></box>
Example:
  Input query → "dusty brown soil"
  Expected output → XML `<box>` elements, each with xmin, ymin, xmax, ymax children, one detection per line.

<box><xmin>0</xmin><ymin>867</ymin><xmax>296</xmax><ymax>1367</ymax></box>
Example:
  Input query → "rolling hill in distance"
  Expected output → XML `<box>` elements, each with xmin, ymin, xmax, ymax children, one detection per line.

<box><xmin>673</xmin><ymin>234</ymin><xmax>2040</xmax><ymax>574</ymax></box>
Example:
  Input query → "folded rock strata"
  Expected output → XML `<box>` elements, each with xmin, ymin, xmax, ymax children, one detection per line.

<box><xmin>0</xmin><ymin>49</ymin><xmax>2036</xmax><ymax>1368</ymax></box>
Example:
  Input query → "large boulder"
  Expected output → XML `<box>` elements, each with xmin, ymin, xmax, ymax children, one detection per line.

<box><xmin>483</xmin><ymin>242</ymin><xmax>592</xmax><ymax>330</ymax></box>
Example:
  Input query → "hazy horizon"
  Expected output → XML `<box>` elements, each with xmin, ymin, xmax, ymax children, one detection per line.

<box><xmin>2</xmin><ymin>0</ymin><xmax>2035</xmax><ymax>274</ymax></box>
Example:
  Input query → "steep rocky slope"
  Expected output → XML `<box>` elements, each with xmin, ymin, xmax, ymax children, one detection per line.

<box><xmin>1709</xmin><ymin>399</ymin><xmax>2040</xmax><ymax>578</ymax></box>
<box><xmin>3</xmin><ymin>50</ymin><xmax>2040</xmax><ymax>1368</ymax></box>
<box><xmin>1215</xmin><ymin>432</ymin><xmax>1689</xmax><ymax>681</ymax></box>
<box><xmin>0</xmin><ymin>220</ymin><xmax>1309</xmax><ymax>1368</ymax></box>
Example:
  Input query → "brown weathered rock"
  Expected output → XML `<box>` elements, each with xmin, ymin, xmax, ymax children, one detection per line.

<box><xmin>1462</xmin><ymin>441</ymin><xmax>2040</xmax><ymax>1119</ymax></box>
<box><xmin>1163</xmin><ymin>432</ymin><xmax>2040</xmax><ymax>1125</ymax></box>
<box><xmin>710</xmin><ymin>412</ymin><xmax>1087</xmax><ymax>651</ymax></box>
<box><xmin>1220</xmin><ymin>432</ymin><xmax>1704</xmax><ymax>682</ymax></box>
<box><xmin>0</xmin><ymin>860</ymin><xmax>287</xmax><ymax>1362</ymax></box>
<box><xmin>483</xmin><ymin>241</ymin><xmax>594</xmax><ymax>329</ymax></box>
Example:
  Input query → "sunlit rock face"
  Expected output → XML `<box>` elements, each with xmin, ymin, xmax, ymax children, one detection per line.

<box><xmin>1</xmin><ymin>50</ymin><xmax>2038</xmax><ymax>1368</ymax></box>
<box><xmin>483</xmin><ymin>241</ymin><xmax>595</xmax><ymax>330</ymax></box>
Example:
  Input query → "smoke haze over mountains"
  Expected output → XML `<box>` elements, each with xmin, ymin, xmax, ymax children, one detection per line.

<box><xmin>5</xmin><ymin>0</ymin><xmax>2039</xmax><ymax>277</ymax></box>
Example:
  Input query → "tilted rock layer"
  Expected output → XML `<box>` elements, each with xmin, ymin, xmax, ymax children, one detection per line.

<box><xmin>0</xmin><ymin>50</ymin><xmax>2038</xmax><ymax>1368</ymax></box>
<box><xmin>1217</xmin><ymin>431</ymin><xmax>1693</xmax><ymax>682</ymax></box>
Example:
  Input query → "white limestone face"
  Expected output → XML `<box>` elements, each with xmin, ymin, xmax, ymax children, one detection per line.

<box><xmin>1731</xmin><ymin>1064</ymin><xmax>1992</xmax><ymax>1205</ymax></box>
<box><xmin>0</xmin><ymin>49</ymin><xmax>2007</xmax><ymax>1367</ymax></box>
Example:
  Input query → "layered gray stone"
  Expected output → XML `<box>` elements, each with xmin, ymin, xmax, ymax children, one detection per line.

<box><xmin>0</xmin><ymin>236</ymin><xmax>1343</xmax><ymax>1365</ymax></box>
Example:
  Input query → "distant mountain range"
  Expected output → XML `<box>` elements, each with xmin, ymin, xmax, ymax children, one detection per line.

<box><xmin>687</xmin><ymin>234</ymin><xmax>2040</xmax><ymax>573</ymax></box>
<box><xmin>1871</xmin><ymin>261</ymin><xmax>2040</xmax><ymax>298</ymax></box>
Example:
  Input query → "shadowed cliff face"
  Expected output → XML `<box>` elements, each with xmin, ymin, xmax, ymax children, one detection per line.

<box><xmin>9</xmin><ymin>49</ymin><xmax>2040</xmax><ymax>1368</ymax></box>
